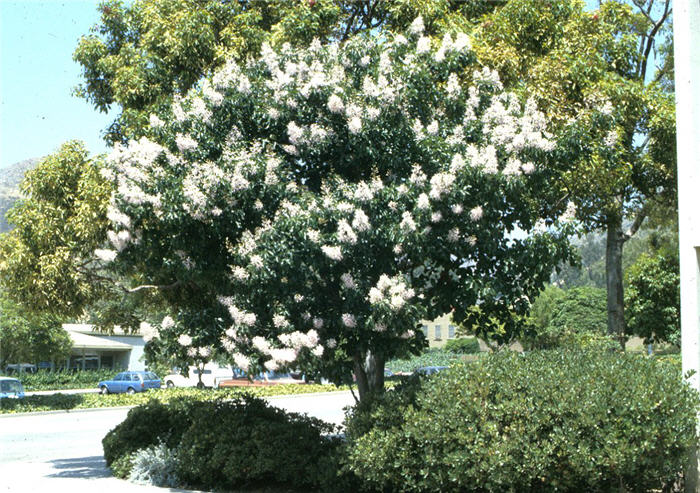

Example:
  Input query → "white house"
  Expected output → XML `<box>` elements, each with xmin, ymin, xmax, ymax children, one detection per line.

<box><xmin>62</xmin><ymin>324</ymin><xmax>147</xmax><ymax>371</ymax></box>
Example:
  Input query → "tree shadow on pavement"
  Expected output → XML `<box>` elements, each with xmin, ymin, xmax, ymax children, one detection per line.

<box><xmin>48</xmin><ymin>456</ymin><xmax>112</xmax><ymax>479</ymax></box>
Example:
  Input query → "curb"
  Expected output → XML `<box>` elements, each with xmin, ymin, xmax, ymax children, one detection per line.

<box><xmin>0</xmin><ymin>405</ymin><xmax>136</xmax><ymax>418</ymax></box>
<box><xmin>0</xmin><ymin>389</ymin><xmax>355</xmax><ymax>417</ymax></box>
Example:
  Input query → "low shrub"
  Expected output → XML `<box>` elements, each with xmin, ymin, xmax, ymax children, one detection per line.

<box><xmin>128</xmin><ymin>442</ymin><xmax>180</xmax><ymax>488</ymax></box>
<box><xmin>175</xmin><ymin>396</ymin><xmax>344</xmax><ymax>492</ymax></box>
<box><xmin>346</xmin><ymin>350</ymin><xmax>700</xmax><ymax>492</ymax></box>
<box><xmin>444</xmin><ymin>337</ymin><xmax>481</xmax><ymax>354</ymax></box>
<box><xmin>103</xmin><ymin>394</ymin><xmax>349</xmax><ymax>491</ymax></box>
<box><xmin>103</xmin><ymin>398</ymin><xmax>194</xmax><ymax>470</ymax></box>
<box><xmin>344</xmin><ymin>374</ymin><xmax>424</xmax><ymax>442</ymax></box>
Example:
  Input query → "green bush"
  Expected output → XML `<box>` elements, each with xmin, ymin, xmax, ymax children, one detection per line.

<box><xmin>103</xmin><ymin>398</ymin><xmax>194</xmax><ymax>471</ymax></box>
<box><xmin>523</xmin><ymin>286</ymin><xmax>608</xmax><ymax>350</ymax></box>
<box><xmin>175</xmin><ymin>396</ymin><xmax>343</xmax><ymax>492</ymax></box>
<box><xmin>444</xmin><ymin>337</ymin><xmax>481</xmax><ymax>354</ymax></box>
<box><xmin>344</xmin><ymin>375</ymin><xmax>424</xmax><ymax>442</ymax></box>
<box><xmin>103</xmin><ymin>395</ymin><xmax>350</xmax><ymax>491</ymax></box>
<box><xmin>346</xmin><ymin>350</ymin><xmax>700</xmax><ymax>492</ymax></box>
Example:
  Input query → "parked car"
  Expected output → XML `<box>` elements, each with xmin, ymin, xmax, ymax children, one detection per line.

<box><xmin>0</xmin><ymin>376</ymin><xmax>25</xmax><ymax>399</ymax></box>
<box><xmin>98</xmin><ymin>371</ymin><xmax>161</xmax><ymax>395</ymax></box>
<box><xmin>4</xmin><ymin>363</ymin><xmax>37</xmax><ymax>375</ymax></box>
<box><xmin>163</xmin><ymin>365</ymin><xmax>233</xmax><ymax>389</ymax></box>
<box><xmin>219</xmin><ymin>371</ymin><xmax>307</xmax><ymax>387</ymax></box>
<box><xmin>414</xmin><ymin>366</ymin><xmax>448</xmax><ymax>376</ymax></box>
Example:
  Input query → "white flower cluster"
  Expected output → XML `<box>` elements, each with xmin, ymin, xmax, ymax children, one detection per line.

<box><xmin>94</xmin><ymin>249</ymin><xmax>117</xmax><ymax>262</ymax></box>
<box><xmin>187</xmin><ymin>346</ymin><xmax>211</xmax><ymax>359</ymax></box>
<box><xmin>140</xmin><ymin>322</ymin><xmax>160</xmax><ymax>343</ymax></box>
<box><xmin>178</xmin><ymin>334</ymin><xmax>192</xmax><ymax>347</ymax></box>
<box><xmin>321</xmin><ymin>245</ymin><xmax>343</xmax><ymax>261</ymax></box>
<box><xmin>218</xmin><ymin>296</ymin><xmax>257</xmax><ymax>327</ymax></box>
<box><xmin>367</xmin><ymin>274</ymin><xmax>415</xmax><ymax>311</ymax></box>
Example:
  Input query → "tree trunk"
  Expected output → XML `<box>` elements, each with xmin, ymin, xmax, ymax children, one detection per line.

<box><xmin>606</xmin><ymin>217</ymin><xmax>627</xmax><ymax>350</ymax></box>
<box><xmin>353</xmin><ymin>350</ymin><xmax>385</xmax><ymax>402</ymax></box>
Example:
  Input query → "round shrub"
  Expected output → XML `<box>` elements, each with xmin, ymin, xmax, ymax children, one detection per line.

<box><xmin>444</xmin><ymin>337</ymin><xmax>481</xmax><ymax>354</ymax></box>
<box><xmin>174</xmin><ymin>396</ymin><xmax>343</xmax><ymax>492</ymax></box>
<box><xmin>102</xmin><ymin>398</ymin><xmax>194</xmax><ymax>472</ymax></box>
<box><xmin>346</xmin><ymin>350</ymin><xmax>700</xmax><ymax>492</ymax></box>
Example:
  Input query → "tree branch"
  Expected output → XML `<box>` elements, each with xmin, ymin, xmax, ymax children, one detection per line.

<box><xmin>127</xmin><ymin>280</ymin><xmax>183</xmax><ymax>293</ymax></box>
<box><xmin>640</xmin><ymin>1</ymin><xmax>671</xmax><ymax>81</ymax></box>
<box><xmin>623</xmin><ymin>203</ymin><xmax>650</xmax><ymax>241</ymax></box>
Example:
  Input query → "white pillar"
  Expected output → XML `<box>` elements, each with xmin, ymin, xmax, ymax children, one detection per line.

<box><xmin>675</xmin><ymin>1</ymin><xmax>700</xmax><ymax>491</ymax></box>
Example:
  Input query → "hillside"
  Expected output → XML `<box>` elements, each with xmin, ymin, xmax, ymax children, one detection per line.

<box><xmin>0</xmin><ymin>157</ymin><xmax>41</xmax><ymax>233</ymax></box>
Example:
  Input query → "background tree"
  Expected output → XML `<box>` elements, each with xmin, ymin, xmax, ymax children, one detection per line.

<box><xmin>522</xmin><ymin>285</ymin><xmax>609</xmax><ymax>350</ymax></box>
<box><xmin>0</xmin><ymin>141</ymin><xmax>113</xmax><ymax>318</ymax></box>
<box><xmin>95</xmin><ymin>25</ymin><xmax>575</xmax><ymax>400</ymax></box>
<box><xmin>472</xmin><ymin>0</ymin><xmax>675</xmax><ymax>348</ymax></box>
<box><xmin>0</xmin><ymin>293</ymin><xmax>72</xmax><ymax>369</ymax></box>
<box><xmin>625</xmin><ymin>227</ymin><xmax>679</xmax><ymax>346</ymax></box>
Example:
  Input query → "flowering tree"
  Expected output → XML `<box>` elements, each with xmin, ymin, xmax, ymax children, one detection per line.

<box><xmin>98</xmin><ymin>19</ymin><xmax>574</xmax><ymax>400</ymax></box>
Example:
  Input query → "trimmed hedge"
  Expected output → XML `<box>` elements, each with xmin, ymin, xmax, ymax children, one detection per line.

<box><xmin>7</xmin><ymin>369</ymin><xmax>117</xmax><ymax>391</ymax></box>
<box><xmin>444</xmin><ymin>337</ymin><xmax>481</xmax><ymax>354</ymax></box>
<box><xmin>346</xmin><ymin>350</ymin><xmax>700</xmax><ymax>492</ymax></box>
<box><xmin>104</xmin><ymin>395</ymin><xmax>350</xmax><ymax>492</ymax></box>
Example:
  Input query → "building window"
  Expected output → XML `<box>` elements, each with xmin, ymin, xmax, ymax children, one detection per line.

<box><xmin>448</xmin><ymin>325</ymin><xmax>456</xmax><ymax>339</ymax></box>
<box><xmin>422</xmin><ymin>325</ymin><xmax>428</xmax><ymax>337</ymax></box>
<box><xmin>435</xmin><ymin>325</ymin><xmax>442</xmax><ymax>340</ymax></box>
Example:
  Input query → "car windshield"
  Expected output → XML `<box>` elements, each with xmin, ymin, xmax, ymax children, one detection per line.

<box><xmin>146</xmin><ymin>372</ymin><xmax>158</xmax><ymax>380</ymax></box>
<box><xmin>1</xmin><ymin>380</ymin><xmax>23</xmax><ymax>393</ymax></box>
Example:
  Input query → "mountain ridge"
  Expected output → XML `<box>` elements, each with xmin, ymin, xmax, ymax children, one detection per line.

<box><xmin>0</xmin><ymin>157</ymin><xmax>42</xmax><ymax>233</ymax></box>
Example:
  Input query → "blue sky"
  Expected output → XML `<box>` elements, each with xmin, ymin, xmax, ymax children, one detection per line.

<box><xmin>0</xmin><ymin>1</ymin><xmax>116</xmax><ymax>169</ymax></box>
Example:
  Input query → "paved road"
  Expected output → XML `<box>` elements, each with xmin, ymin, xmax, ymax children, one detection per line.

<box><xmin>0</xmin><ymin>390</ymin><xmax>355</xmax><ymax>492</ymax></box>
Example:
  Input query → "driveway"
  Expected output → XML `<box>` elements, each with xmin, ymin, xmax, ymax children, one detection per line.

<box><xmin>0</xmin><ymin>390</ymin><xmax>355</xmax><ymax>492</ymax></box>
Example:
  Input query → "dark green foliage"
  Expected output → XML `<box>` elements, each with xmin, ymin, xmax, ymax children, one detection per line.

<box><xmin>625</xmin><ymin>251</ymin><xmax>680</xmax><ymax>346</ymax></box>
<box><xmin>103</xmin><ymin>398</ymin><xmax>194</xmax><ymax>469</ymax></box>
<box><xmin>175</xmin><ymin>396</ymin><xmax>342</xmax><ymax>492</ymax></box>
<box><xmin>346</xmin><ymin>350</ymin><xmax>700</xmax><ymax>492</ymax></box>
<box><xmin>444</xmin><ymin>337</ymin><xmax>481</xmax><ymax>354</ymax></box>
<box><xmin>344</xmin><ymin>375</ymin><xmax>424</xmax><ymax>443</ymax></box>
<box><xmin>523</xmin><ymin>286</ymin><xmax>609</xmax><ymax>350</ymax></box>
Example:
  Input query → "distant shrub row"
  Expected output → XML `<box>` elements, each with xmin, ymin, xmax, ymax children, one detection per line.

<box><xmin>7</xmin><ymin>369</ymin><xmax>118</xmax><ymax>391</ymax></box>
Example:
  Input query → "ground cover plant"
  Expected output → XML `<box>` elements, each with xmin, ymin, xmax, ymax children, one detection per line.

<box><xmin>0</xmin><ymin>383</ymin><xmax>348</xmax><ymax>414</ymax></box>
<box><xmin>346</xmin><ymin>349</ymin><xmax>700</xmax><ymax>492</ymax></box>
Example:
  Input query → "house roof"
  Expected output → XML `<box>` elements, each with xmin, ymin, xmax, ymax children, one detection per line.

<box><xmin>66</xmin><ymin>329</ymin><xmax>133</xmax><ymax>351</ymax></box>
